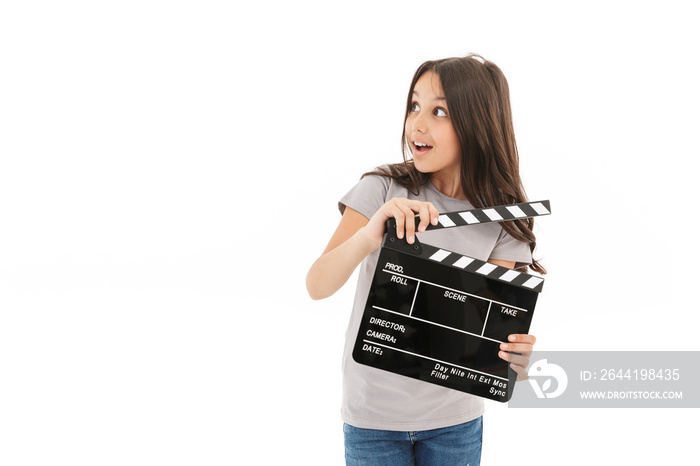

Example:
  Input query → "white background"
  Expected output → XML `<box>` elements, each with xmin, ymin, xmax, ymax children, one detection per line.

<box><xmin>1</xmin><ymin>1</ymin><xmax>698</xmax><ymax>464</ymax></box>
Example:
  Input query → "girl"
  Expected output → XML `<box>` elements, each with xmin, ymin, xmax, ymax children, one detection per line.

<box><xmin>306</xmin><ymin>54</ymin><xmax>543</xmax><ymax>465</ymax></box>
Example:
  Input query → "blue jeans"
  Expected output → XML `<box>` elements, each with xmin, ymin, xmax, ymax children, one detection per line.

<box><xmin>343</xmin><ymin>416</ymin><xmax>482</xmax><ymax>465</ymax></box>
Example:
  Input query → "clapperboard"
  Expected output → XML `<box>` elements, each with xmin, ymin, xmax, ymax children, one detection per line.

<box><xmin>352</xmin><ymin>200</ymin><xmax>551</xmax><ymax>402</ymax></box>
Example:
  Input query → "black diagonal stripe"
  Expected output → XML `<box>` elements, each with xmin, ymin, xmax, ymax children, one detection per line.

<box><xmin>418</xmin><ymin>243</ymin><xmax>439</xmax><ymax>260</ymax></box>
<box><xmin>440</xmin><ymin>251</ymin><xmax>458</xmax><ymax>264</ymax></box>
<box><xmin>447</xmin><ymin>212</ymin><xmax>469</xmax><ymax>227</ymax></box>
<box><xmin>492</xmin><ymin>206</ymin><xmax>515</xmax><ymax>221</ymax></box>
<box><xmin>508</xmin><ymin>273</ymin><xmax>544</xmax><ymax>292</ymax></box>
<box><xmin>471</xmin><ymin>208</ymin><xmax>494</xmax><ymax>223</ymax></box>
<box><xmin>463</xmin><ymin>257</ymin><xmax>489</xmax><ymax>274</ymax></box>
<box><xmin>517</xmin><ymin>202</ymin><xmax>539</xmax><ymax>218</ymax></box>
<box><xmin>507</xmin><ymin>272</ymin><xmax>531</xmax><ymax>288</ymax></box>
<box><xmin>482</xmin><ymin>262</ymin><xmax>509</xmax><ymax>279</ymax></box>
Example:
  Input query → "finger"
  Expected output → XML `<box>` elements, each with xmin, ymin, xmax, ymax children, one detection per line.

<box><xmin>416</xmin><ymin>203</ymin><xmax>431</xmax><ymax>232</ymax></box>
<box><xmin>498</xmin><ymin>351</ymin><xmax>530</xmax><ymax>368</ymax></box>
<box><xmin>427</xmin><ymin>202</ymin><xmax>439</xmax><ymax>226</ymax></box>
<box><xmin>499</xmin><ymin>342</ymin><xmax>534</xmax><ymax>354</ymax></box>
<box><xmin>398</xmin><ymin>204</ymin><xmax>417</xmax><ymax>243</ymax></box>
<box><xmin>390</xmin><ymin>200</ymin><xmax>406</xmax><ymax>240</ymax></box>
<box><xmin>510</xmin><ymin>363</ymin><xmax>529</xmax><ymax>381</ymax></box>
<box><xmin>507</xmin><ymin>334</ymin><xmax>536</xmax><ymax>345</ymax></box>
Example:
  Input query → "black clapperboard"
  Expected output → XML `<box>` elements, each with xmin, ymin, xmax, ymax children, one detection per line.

<box><xmin>352</xmin><ymin>200</ymin><xmax>551</xmax><ymax>402</ymax></box>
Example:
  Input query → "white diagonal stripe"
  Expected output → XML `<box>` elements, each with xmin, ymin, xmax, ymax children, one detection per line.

<box><xmin>476</xmin><ymin>263</ymin><xmax>498</xmax><ymax>275</ymax></box>
<box><xmin>452</xmin><ymin>256</ymin><xmax>475</xmax><ymax>269</ymax></box>
<box><xmin>429</xmin><ymin>249</ymin><xmax>451</xmax><ymax>262</ymax></box>
<box><xmin>530</xmin><ymin>202</ymin><xmax>550</xmax><ymax>215</ymax></box>
<box><xmin>483</xmin><ymin>208</ymin><xmax>503</xmax><ymax>221</ymax></box>
<box><xmin>499</xmin><ymin>269</ymin><xmax>520</xmax><ymax>282</ymax></box>
<box><xmin>505</xmin><ymin>206</ymin><xmax>527</xmax><ymax>218</ymax></box>
<box><xmin>438</xmin><ymin>214</ymin><xmax>456</xmax><ymax>227</ymax></box>
<box><xmin>459</xmin><ymin>212</ymin><xmax>480</xmax><ymax>224</ymax></box>
<box><xmin>522</xmin><ymin>276</ymin><xmax>544</xmax><ymax>289</ymax></box>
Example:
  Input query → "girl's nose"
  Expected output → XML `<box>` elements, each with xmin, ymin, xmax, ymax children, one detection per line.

<box><xmin>412</xmin><ymin>112</ymin><xmax>427</xmax><ymax>133</ymax></box>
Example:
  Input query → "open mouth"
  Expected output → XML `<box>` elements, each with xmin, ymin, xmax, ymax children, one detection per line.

<box><xmin>413</xmin><ymin>141</ymin><xmax>433</xmax><ymax>154</ymax></box>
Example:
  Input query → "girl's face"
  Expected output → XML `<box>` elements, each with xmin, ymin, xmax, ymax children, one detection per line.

<box><xmin>405</xmin><ymin>71</ymin><xmax>462</xmax><ymax>181</ymax></box>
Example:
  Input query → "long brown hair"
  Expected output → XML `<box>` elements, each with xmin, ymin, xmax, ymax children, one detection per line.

<box><xmin>366</xmin><ymin>54</ymin><xmax>545</xmax><ymax>274</ymax></box>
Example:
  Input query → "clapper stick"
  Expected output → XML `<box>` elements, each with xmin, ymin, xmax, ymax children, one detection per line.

<box><xmin>429</xmin><ymin>200</ymin><xmax>550</xmax><ymax>229</ymax></box>
<box><xmin>353</xmin><ymin>200</ymin><xmax>551</xmax><ymax>402</ymax></box>
<box><xmin>400</xmin><ymin>199</ymin><xmax>551</xmax><ymax>231</ymax></box>
<box><xmin>385</xmin><ymin>200</ymin><xmax>551</xmax><ymax>292</ymax></box>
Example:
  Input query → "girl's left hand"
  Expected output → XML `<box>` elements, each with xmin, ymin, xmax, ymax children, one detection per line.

<box><xmin>499</xmin><ymin>334</ymin><xmax>536</xmax><ymax>381</ymax></box>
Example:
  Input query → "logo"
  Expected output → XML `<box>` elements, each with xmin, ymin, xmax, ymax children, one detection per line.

<box><xmin>527</xmin><ymin>359</ymin><xmax>568</xmax><ymax>399</ymax></box>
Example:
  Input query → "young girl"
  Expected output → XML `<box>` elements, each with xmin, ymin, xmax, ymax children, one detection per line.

<box><xmin>306</xmin><ymin>54</ymin><xmax>543</xmax><ymax>465</ymax></box>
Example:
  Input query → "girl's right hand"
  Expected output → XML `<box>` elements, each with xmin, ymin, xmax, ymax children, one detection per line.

<box><xmin>362</xmin><ymin>198</ymin><xmax>440</xmax><ymax>249</ymax></box>
<box><xmin>306</xmin><ymin>198</ymin><xmax>439</xmax><ymax>300</ymax></box>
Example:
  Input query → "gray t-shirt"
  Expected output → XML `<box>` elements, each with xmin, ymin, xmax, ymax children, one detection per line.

<box><xmin>339</xmin><ymin>171</ymin><xmax>532</xmax><ymax>431</ymax></box>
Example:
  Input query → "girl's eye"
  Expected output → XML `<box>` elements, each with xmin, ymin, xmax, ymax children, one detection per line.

<box><xmin>434</xmin><ymin>108</ymin><xmax>447</xmax><ymax>117</ymax></box>
<box><xmin>411</xmin><ymin>102</ymin><xmax>420</xmax><ymax>112</ymax></box>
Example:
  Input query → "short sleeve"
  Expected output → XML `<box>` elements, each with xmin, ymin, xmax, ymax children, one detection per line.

<box><xmin>338</xmin><ymin>174</ymin><xmax>391</xmax><ymax>220</ymax></box>
<box><xmin>488</xmin><ymin>227</ymin><xmax>533</xmax><ymax>268</ymax></box>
